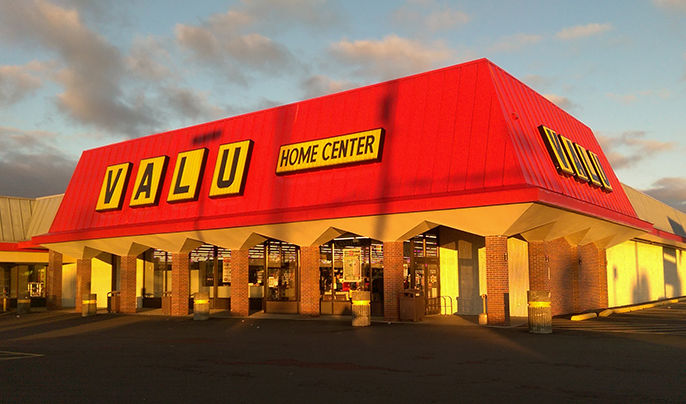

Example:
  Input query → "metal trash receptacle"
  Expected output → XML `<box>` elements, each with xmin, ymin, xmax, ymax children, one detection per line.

<box><xmin>82</xmin><ymin>293</ymin><xmax>97</xmax><ymax>317</ymax></box>
<box><xmin>193</xmin><ymin>292</ymin><xmax>210</xmax><ymax>320</ymax></box>
<box><xmin>399</xmin><ymin>289</ymin><xmax>424</xmax><ymax>322</ymax></box>
<box><xmin>527</xmin><ymin>290</ymin><xmax>552</xmax><ymax>334</ymax></box>
<box><xmin>107</xmin><ymin>291</ymin><xmax>120</xmax><ymax>313</ymax></box>
<box><xmin>17</xmin><ymin>291</ymin><xmax>31</xmax><ymax>315</ymax></box>
<box><xmin>351</xmin><ymin>290</ymin><xmax>371</xmax><ymax>327</ymax></box>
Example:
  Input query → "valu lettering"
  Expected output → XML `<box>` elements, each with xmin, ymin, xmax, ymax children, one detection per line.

<box><xmin>538</xmin><ymin>125</ymin><xmax>613</xmax><ymax>192</ymax></box>
<box><xmin>95</xmin><ymin>140</ymin><xmax>253</xmax><ymax>211</ymax></box>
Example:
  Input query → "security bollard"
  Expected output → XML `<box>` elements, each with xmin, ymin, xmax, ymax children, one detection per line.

<box><xmin>17</xmin><ymin>291</ymin><xmax>31</xmax><ymax>315</ymax></box>
<box><xmin>82</xmin><ymin>293</ymin><xmax>97</xmax><ymax>317</ymax></box>
<box><xmin>193</xmin><ymin>292</ymin><xmax>210</xmax><ymax>320</ymax></box>
<box><xmin>527</xmin><ymin>290</ymin><xmax>552</xmax><ymax>334</ymax></box>
<box><xmin>351</xmin><ymin>290</ymin><xmax>371</xmax><ymax>327</ymax></box>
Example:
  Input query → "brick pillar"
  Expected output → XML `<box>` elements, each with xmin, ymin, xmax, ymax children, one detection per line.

<box><xmin>46</xmin><ymin>250</ymin><xmax>63</xmax><ymax>310</ymax></box>
<box><xmin>75</xmin><ymin>258</ymin><xmax>92</xmax><ymax>313</ymax></box>
<box><xmin>120</xmin><ymin>255</ymin><xmax>137</xmax><ymax>313</ymax></box>
<box><xmin>171</xmin><ymin>253</ymin><xmax>190</xmax><ymax>316</ymax></box>
<box><xmin>528</xmin><ymin>241</ymin><xmax>550</xmax><ymax>293</ymax></box>
<box><xmin>485</xmin><ymin>235</ymin><xmax>509</xmax><ymax>325</ymax></box>
<box><xmin>229</xmin><ymin>249</ymin><xmax>249</xmax><ymax>317</ymax></box>
<box><xmin>578</xmin><ymin>243</ymin><xmax>608</xmax><ymax>311</ymax></box>
<box><xmin>383</xmin><ymin>241</ymin><xmax>404</xmax><ymax>321</ymax></box>
<box><xmin>299</xmin><ymin>246</ymin><xmax>320</xmax><ymax>316</ymax></box>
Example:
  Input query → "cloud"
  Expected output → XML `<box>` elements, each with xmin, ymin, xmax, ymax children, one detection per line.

<box><xmin>174</xmin><ymin>19</ymin><xmax>294</xmax><ymax>84</ymax></box>
<box><xmin>393</xmin><ymin>2</ymin><xmax>470</xmax><ymax>32</ymax></box>
<box><xmin>0</xmin><ymin>126</ymin><xmax>76</xmax><ymax>197</ymax></box>
<box><xmin>596</xmin><ymin>130</ymin><xmax>676</xmax><ymax>169</ymax></box>
<box><xmin>605</xmin><ymin>93</ymin><xmax>637</xmax><ymax>104</ymax></box>
<box><xmin>543</xmin><ymin>94</ymin><xmax>578</xmax><ymax>111</ymax></box>
<box><xmin>643</xmin><ymin>177</ymin><xmax>686</xmax><ymax>211</ymax></box>
<box><xmin>239</xmin><ymin>0</ymin><xmax>341</xmax><ymax>29</ymax></box>
<box><xmin>126</xmin><ymin>36</ymin><xmax>173</xmax><ymax>80</ymax></box>
<box><xmin>653</xmin><ymin>0</ymin><xmax>686</xmax><ymax>13</ymax></box>
<box><xmin>555</xmin><ymin>23</ymin><xmax>612</xmax><ymax>40</ymax></box>
<box><xmin>0</xmin><ymin>0</ymin><xmax>158</xmax><ymax>137</ymax></box>
<box><xmin>330</xmin><ymin>35</ymin><xmax>456</xmax><ymax>80</ymax></box>
<box><xmin>0</xmin><ymin>62</ymin><xmax>46</xmax><ymax>105</ymax></box>
<box><xmin>489</xmin><ymin>33</ymin><xmax>542</xmax><ymax>52</ymax></box>
<box><xmin>161</xmin><ymin>85</ymin><xmax>226</xmax><ymax>122</ymax></box>
<box><xmin>605</xmin><ymin>89</ymin><xmax>671</xmax><ymax>104</ymax></box>
<box><xmin>301</xmin><ymin>75</ymin><xmax>356</xmax><ymax>98</ymax></box>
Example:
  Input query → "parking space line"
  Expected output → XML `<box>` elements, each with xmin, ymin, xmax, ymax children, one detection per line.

<box><xmin>0</xmin><ymin>350</ymin><xmax>44</xmax><ymax>360</ymax></box>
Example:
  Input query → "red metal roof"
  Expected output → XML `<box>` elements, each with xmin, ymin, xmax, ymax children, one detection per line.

<box><xmin>34</xmin><ymin>59</ymin><xmax>650</xmax><ymax>244</ymax></box>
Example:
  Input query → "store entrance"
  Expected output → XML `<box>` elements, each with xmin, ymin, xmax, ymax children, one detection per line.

<box><xmin>248</xmin><ymin>240</ymin><xmax>299</xmax><ymax>314</ymax></box>
<box><xmin>319</xmin><ymin>235</ymin><xmax>384</xmax><ymax>316</ymax></box>
<box><xmin>405</xmin><ymin>230</ymin><xmax>441</xmax><ymax>315</ymax></box>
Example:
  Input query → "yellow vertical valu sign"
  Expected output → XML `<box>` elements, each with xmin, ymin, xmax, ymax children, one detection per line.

<box><xmin>588</xmin><ymin>150</ymin><xmax>613</xmax><ymax>192</ymax></box>
<box><xmin>538</xmin><ymin>125</ymin><xmax>574</xmax><ymax>175</ymax></box>
<box><xmin>209</xmin><ymin>140</ymin><xmax>253</xmax><ymax>197</ymax></box>
<box><xmin>574</xmin><ymin>143</ymin><xmax>602</xmax><ymax>188</ymax></box>
<box><xmin>559</xmin><ymin>135</ymin><xmax>589</xmax><ymax>182</ymax></box>
<box><xmin>538</xmin><ymin>124</ymin><xmax>613</xmax><ymax>193</ymax></box>
<box><xmin>130</xmin><ymin>156</ymin><xmax>168</xmax><ymax>207</ymax></box>
<box><xmin>96</xmin><ymin>162</ymin><xmax>131</xmax><ymax>211</ymax></box>
<box><xmin>167</xmin><ymin>148</ymin><xmax>208</xmax><ymax>202</ymax></box>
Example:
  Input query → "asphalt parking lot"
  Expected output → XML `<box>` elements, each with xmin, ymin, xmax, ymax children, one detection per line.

<box><xmin>1</xmin><ymin>305</ymin><xmax>686</xmax><ymax>404</ymax></box>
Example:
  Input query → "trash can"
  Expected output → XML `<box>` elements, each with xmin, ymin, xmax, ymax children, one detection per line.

<box><xmin>162</xmin><ymin>291</ymin><xmax>172</xmax><ymax>316</ymax></box>
<box><xmin>17</xmin><ymin>291</ymin><xmax>31</xmax><ymax>315</ymax></box>
<box><xmin>193</xmin><ymin>292</ymin><xmax>210</xmax><ymax>321</ymax></box>
<box><xmin>399</xmin><ymin>289</ymin><xmax>424</xmax><ymax>322</ymax></box>
<box><xmin>527</xmin><ymin>290</ymin><xmax>552</xmax><ymax>334</ymax></box>
<box><xmin>351</xmin><ymin>290</ymin><xmax>371</xmax><ymax>327</ymax></box>
<box><xmin>82</xmin><ymin>293</ymin><xmax>97</xmax><ymax>317</ymax></box>
<box><xmin>478</xmin><ymin>294</ymin><xmax>488</xmax><ymax>325</ymax></box>
<box><xmin>107</xmin><ymin>291</ymin><xmax>120</xmax><ymax>313</ymax></box>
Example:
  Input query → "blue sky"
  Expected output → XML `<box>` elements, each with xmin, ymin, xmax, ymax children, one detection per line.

<box><xmin>0</xmin><ymin>0</ymin><xmax>684</xmax><ymax>210</ymax></box>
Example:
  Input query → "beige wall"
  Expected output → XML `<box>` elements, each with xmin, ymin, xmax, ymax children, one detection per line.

<box><xmin>439</xmin><ymin>227</ymin><xmax>485</xmax><ymax>315</ymax></box>
<box><xmin>91</xmin><ymin>255</ymin><xmax>112</xmax><ymax>308</ymax></box>
<box><xmin>507</xmin><ymin>238</ymin><xmax>529</xmax><ymax>317</ymax></box>
<box><xmin>607</xmin><ymin>240</ymin><xmax>686</xmax><ymax>307</ymax></box>
<box><xmin>62</xmin><ymin>262</ymin><xmax>76</xmax><ymax>307</ymax></box>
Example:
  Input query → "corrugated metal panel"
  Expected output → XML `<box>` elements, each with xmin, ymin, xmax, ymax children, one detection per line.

<box><xmin>39</xmin><ymin>58</ymin><xmax>647</xmax><ymax>244</ymax></box>
<box><xmin>486</xmin><ymin>62</ymin><xmax>638</xmax><ymax>218</ymax></box>
<box><xmin>27</xmin><ymin>194</ymin><xmax>64</xmax><ymax>238</ymax></box>
<box><xmin>0</xmin><ymin>196</ymin><xmax>35</xmax><ymax>242</ymax></box>
<box><xmin>622</xmin><ymin>184</ymin><xmax>686</xmax><ymax>237</ymax></box>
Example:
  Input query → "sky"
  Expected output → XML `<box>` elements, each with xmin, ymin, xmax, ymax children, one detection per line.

<box><xmin>0</xmin><ymin>0</ymin><xmax>684</xmax><ymax>210</ymax></box>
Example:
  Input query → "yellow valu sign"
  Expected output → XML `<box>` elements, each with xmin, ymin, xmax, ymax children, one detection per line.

<box><xmin>538</xmin><ymin>125</ymin><xmax>613</xmax><ymax>192</ymax></box>
<box><xmin>209</xmin><ymin>140</ymin><xmax>252</xmax><ymax>197</ymax></box>
<box><xmin>276</xmin><ymin>128</ymin><xmax>384</xmax><ymax>174</ymax></box>
<box><xmin>130</xmin><ymin>156</ymin><xmax>168</xmax><ymax>207</ymax></box>
<box><xmin>167</xmin><ymin>148</ymin><xmax>208</xmax><ymax>203</ymax></box>
<box><xmin>96</xmin><ymin>163</ymin><xmax>132</xmax><ymax>211</ymax></box>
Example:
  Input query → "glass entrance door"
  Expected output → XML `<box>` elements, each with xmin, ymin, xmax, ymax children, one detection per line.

<box><xmin>406</xmin><ymin>230</ymin><xmax>441</xmax><ymax>315</ymax></box>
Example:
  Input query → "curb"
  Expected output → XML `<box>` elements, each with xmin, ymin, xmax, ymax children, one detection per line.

<box><xmin>571</xmin><ymin>312</ymin><xmax>597</xmax><ymax>321</ymax></box>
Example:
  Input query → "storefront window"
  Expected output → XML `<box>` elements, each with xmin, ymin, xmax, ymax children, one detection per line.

<box><xmin>27</xmin><ymin>264</ymin><xmax>46</xmax><ymax>297</ymax></box>
<box><xmin>319</xmin><ymin>235</ymin><xmax>383</xmax><ymax>314</ymax></box>
<box><xmin>189</xmin><ymin>244</ymin><xmax>230</xmax><ymax>287</ymax></box>
<box><xmin>266</xmin><ymin>240</ymin><xmax>297</xmax><ymax>301</ymax></box>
